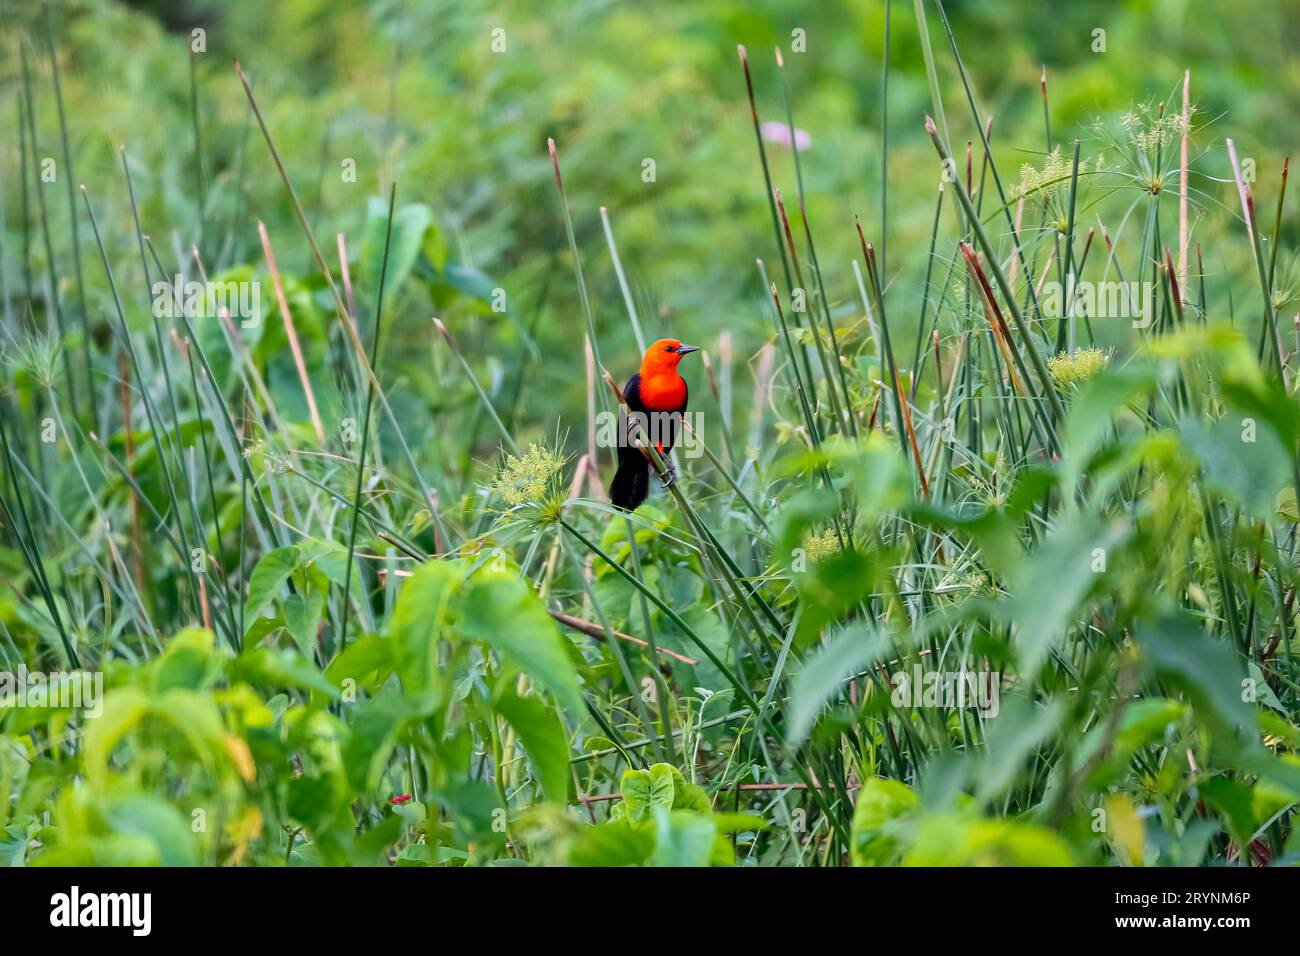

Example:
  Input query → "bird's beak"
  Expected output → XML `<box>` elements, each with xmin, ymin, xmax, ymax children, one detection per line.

<box><xmin>673</xmin><ymin>344</ymin><xmax>701</xmax><ymax>355</ymax></box>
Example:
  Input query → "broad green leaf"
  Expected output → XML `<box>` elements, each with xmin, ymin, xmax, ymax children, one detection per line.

<box><xmin>850</xmin><ymin>777</ymin><xmax>919</xmax><ymax>866</ymax></box>
<box><xmin>621</xmin><ymin>764</ymin><xmax>676</xmax><ymax>823</ymax></box>
<box><xmin>243</xmin><ymin>546</ymin><xmax>300</xmax><ymax>629</ymax></box>
<box><xmin>287</xmin><ymin>775</ymin><xmax>339</xmax><ymax>831</ymax></box>
<box><xmin>1112</xmin><ymin>698</ymin><xmax>1187</xmax><ymax>752</ymax></box>
<box><xmin>343</xmin><ymin>691</ymin><xmax>414</xmax><ymax>793</ymax></box>
<box><xmin>0</xmin><ymin>821</ymin><xmax>35</xmax><ymax>866</ymax></box>
<box><xmin>1179</xmin><ymin>416</ymin><xmax>1290</xmax><ymax>516</ymax></box>
<box><xmin>243</xmin><ymin>613</ymin><xmax>285</xmax><ymax>647</ymax></box>
<box><xmin>495</xmin><ymin>689</ymin><xmax>571</xmax><ymax>803</ymax></box>
<box><xmin>650</xmin><ymin>807</ymin><xmax>715</xmax><ymax>867</ymax></box>
<box><xmin>1136</xmin><ymin>611</ymin><xmax>1251</xmax><ymax>737</ymax></box>
<box><xmin>389</xmin><ymin>560</ymin><xmax>466</xmax><ymax>695</ymax></box>
<box><xmin>351</xmin><ymin>814</ymin><xmax>404</xmax><ymax>866</ymax></box>
<box><xmin>976</xmin><ymin>695</ymin><xmax>1065</xmax><ymax>805</ymax></box>
<box><xmin>325</xmin><ymin>633</ymin><xmax>394</xmax><ymax>691</ymax></box>
<box><xmin>154</xmin><ymin>627</ymin><xmax>222</xmax><ymax>692</ymax></box>
<box><xmin>1219</xmin><ymin>370</ymin><xmax>1299</xmax><ymax>455</ymax></box>
<box><xmin>441</xmin><ymin>263</ymin><xmax>499</xmax><ymax>302</ymax></box>
<box><xmin>787</xmin><ymin>624</ymin><xmax>891</xmax><ymax>749</ymax></box>
<box><xmin>150</xmin><ymin>689</ymin><xmax>229</xmax><ymax>766</ymax></box>
<box><xmin>713</xmin><ymin>812</ymin><xmax>768</xmax><ymax>834</ymax></box>
<box><xmin>460</xmin><ymin>570</ymin><xmax>583</xmax><ymax>714</ymax></box>
<box><xmin>1247</xmin><ymin>661</ymin><xmax>1287</xmax><ymax>714</ymax></box>
<box><xmin>793</xmin><ymin>549</ymin><xmax>878</xmax><ymax>647</ymax></box>
<box><xmin>904</xmin><ymin>815</ymin><xmax>1073</xmax><ymax>866</ymax></box>
<box><xmin>283</xmin><ymin>589</ymin><xmax>325</xmax><ymax>658</ymax></box>
<box><xmin>841</xmin><ymin>433</ymin><xmax>912</xmax><ymax>524</ymax></box>
<box><xmin>104</xmin><ymin>795</ymin><xmax>198</xmax><ymax>867</ymax></box>
<box><xmin>395</xmin><ymin>842</ymin><xmax>435</xmax><ymax>867</ymax></box>
<box><xmin>83</xmin><ymin>688</ymin><xmax>148</xmax><ymax>787</ymax></box>
<box><xmin>421</xmin><ymin>216</ymin><xmax>449</xmax><ymax>273</ymax></box>
<box><xmin>361</xmin><ymin>199</ymin><xmax>432</xmax><ymax>306</ymax></box>
<box><xmin>298</xmin><ymin>540</ymin><xmax>353</xmax><ymax>589</ymax></box>
<box><xmin>1231</xmin><ymin>749</ymin><xmax>1300</xmax><ymax>812</ymax></box>
<box><xmin>1253</xmin><ymin>757</ymin><xmax>1300</xmax><ymax>822</ymax></box>
<box><xmin>669</xmin><ymin>768</ymin><xmax>712</xmax><ymax>813</ymax></box>
<box><xmin>1196</xmin><ymin>776</ymin><xmax>1255</xmax><ymax>848</ymax></box>
<box><xmin>912</xmin><ymin>467</ymin><xmax>1054</xmax><ymax>578</ymax></box>
<box><xmin>568</xmin><ymin>820</ymin><xmax>654</xmax><ymax>867</ymax></box>
<box><xmin>233</xmin><ymin>647</ymin><xmax>338</xmax><ymax>699</ymax></box>
<box><xmin>1012</xmin><ymin>512</ymin><xmax>1128</xmax><ymax>677</ymax></box>
<box><xmin>1061</xmin><ymin>363</ymin><xmax>1153</xmax><ymax>499</ymax></box>
<box><xmin>437</xmin><ymin>778</ymin><xmax>506</xmax><ymax>850</ymax></box>
<box><xmin>1277</xmin><ymin>487</ymin><xmax>1298</xmax><ymax>523</ymax></box>
<box><xmin>1079</xmin><ymin>697</ymin><xmax>1185</xmax><ymax>788</ymax></box>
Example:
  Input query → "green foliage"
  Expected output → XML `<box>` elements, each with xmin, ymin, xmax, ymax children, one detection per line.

<box><xmin>526</xmin><ymin>762</ymin><xmax>763</xmax><ymax>866</ymax></box>
<box><xmin>2</xmin><ymin>0</ymin><xmax>1300</xmax><ymax>868</ymax></box>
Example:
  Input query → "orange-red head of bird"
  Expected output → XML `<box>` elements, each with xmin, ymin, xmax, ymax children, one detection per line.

<box><xmin>637</xmin><ymin>338</ymin><xmax>699</xmax><ymax>411</ymax></box>
<box><xmin>640</xmin><ymin>338</ymin><xmax>700</xmax><ymax>378</ymax></box>
<box><xmin>610</xmin><ymin>338</ymin><xmax>700</xmax><ymax>511</ymax></box>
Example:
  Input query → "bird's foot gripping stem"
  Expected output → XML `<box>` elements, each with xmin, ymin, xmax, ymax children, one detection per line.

<box><xmin>659</xmin><ymin>459</ymin><xmax>678</xmax><ymax>488</ymax></box>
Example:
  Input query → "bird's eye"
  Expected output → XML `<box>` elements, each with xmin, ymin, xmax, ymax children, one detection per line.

<box><xmin>664</xmin><ymin>345</ymin><xmax>674</xmax><ymax>352</ymax></box>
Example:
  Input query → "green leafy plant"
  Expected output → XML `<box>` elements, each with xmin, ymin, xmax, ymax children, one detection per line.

<box><xmin>2</xmin><ymin>0</ymin><xmax>1299</xmax><ymax>869</ymax></box>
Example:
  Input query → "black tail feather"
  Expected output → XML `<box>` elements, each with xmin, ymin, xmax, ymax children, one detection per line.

<box><xmin>609</xmin><ymin>447</ymin><xmax>650</xmax><ymax>511</ymax></box>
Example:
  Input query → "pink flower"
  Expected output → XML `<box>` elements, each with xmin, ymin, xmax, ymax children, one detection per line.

<box><xmin>760</xmin><ymin>121</ymin><xmax>811</xmax><ymax>152</ymax></box>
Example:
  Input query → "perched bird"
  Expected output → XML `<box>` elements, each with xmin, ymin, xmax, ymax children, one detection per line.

<box><xmin>609</xmin><ymin>338</ymin><xmax>700</xmax><ymax>511</ymax></box>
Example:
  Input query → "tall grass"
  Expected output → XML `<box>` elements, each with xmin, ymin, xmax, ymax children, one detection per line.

<box><xmin>0</xmin><ymin>2</ymin><xmax>1297</xmax><ymax>868</ymax></box>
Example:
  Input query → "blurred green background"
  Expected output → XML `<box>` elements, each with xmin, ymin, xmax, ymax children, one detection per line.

<box><xmin>3</xmin><ymin>0</ymin><xmax>1297</xmax><ymax>465</ymax></box>
<box><xmin>2</xmin><ymin>0</ymin><xmax>1300</xmax><ymax>870</ymax></box>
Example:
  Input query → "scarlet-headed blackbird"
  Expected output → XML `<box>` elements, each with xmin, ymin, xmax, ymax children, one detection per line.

<box><xmin>609</xmin><ymin>338</ymin><xmax>700</xmax><ymax>511</ymax></box>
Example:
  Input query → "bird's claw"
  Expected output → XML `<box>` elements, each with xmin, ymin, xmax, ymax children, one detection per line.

<box><xmin>660</xmin><ymin>461</ymin><xmax>678</xmax><ymax>488</ymax></box>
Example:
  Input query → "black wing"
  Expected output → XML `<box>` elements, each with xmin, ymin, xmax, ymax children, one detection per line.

<box><xmin>620</xmin><ymin>373</ymin><xmax>644</xmax><ymax>452</ymax></box>
<box><xmin>621</xmin><ymin>372</ymin><xmax>686</xmax><ymax>455</ymax></box>
<box><xmin>623</xmin><ymin>373</ymin><xmax>645</xmax><ymax>412</ymax></box>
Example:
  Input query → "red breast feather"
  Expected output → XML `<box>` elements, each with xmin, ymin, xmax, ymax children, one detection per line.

<box><xmin>638</xmin><ymin>372</ymin><xmax>687</xmax><ymax>411</ymax></box>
